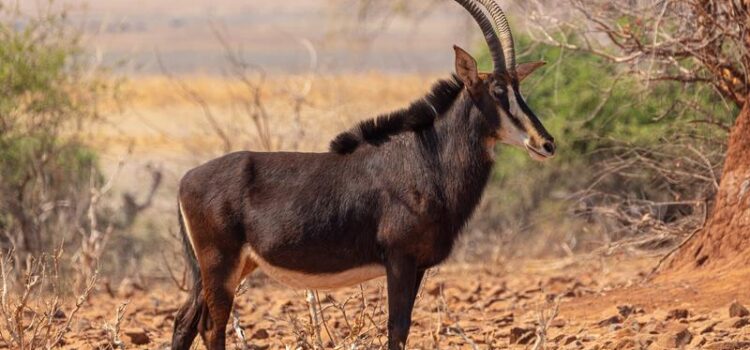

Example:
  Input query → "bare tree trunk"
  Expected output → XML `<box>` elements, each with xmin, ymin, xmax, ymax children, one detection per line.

<box><xmin>668</xmin><ymin>96</ymin><xmax>750</xmax><ymax>270</ymax></box>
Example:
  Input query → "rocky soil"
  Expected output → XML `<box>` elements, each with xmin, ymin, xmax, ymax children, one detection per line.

<box><xmin>39</xmin><ymin>254</ymin><xmax>749</xmax><ymax>349</ymax></box>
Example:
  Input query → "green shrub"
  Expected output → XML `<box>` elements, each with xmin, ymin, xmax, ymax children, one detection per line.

<box><xmin>465</xmin><ymin>35</ymin><xmax>735</xmax><ymax>258</ymax></box>
<box><xmin>0</xmin><ymin>2</ymin><xmax>106</xmax><ymax>253</ymax></box>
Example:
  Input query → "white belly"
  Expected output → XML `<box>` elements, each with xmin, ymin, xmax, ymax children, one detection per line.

<box><xmin>243</xmin><ymin>245</ymin><xmax>385</xmax><ymax>290</ymax></box>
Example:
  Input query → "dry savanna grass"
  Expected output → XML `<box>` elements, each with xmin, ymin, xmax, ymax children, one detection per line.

<box><xmin>94</xmin><ymin>73</ymin><xmax>439</xmax><ymax>158</ymax></box>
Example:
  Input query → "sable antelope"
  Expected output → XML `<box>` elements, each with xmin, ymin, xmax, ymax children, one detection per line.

<box><xmin>171</xmin><ymin>0</ymin><xmax>555</xmax><ymax>348</ymax></box>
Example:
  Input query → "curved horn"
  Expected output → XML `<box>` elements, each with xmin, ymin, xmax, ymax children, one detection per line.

<box><xmin>476</xmin><ymin>0</ymin><xmax>516</xmax><ymax>72</ymax></box>
<box><xmin>453</xmin><ymin>0</ymin><xmax>506</xmax><ymax>72</ymax></box>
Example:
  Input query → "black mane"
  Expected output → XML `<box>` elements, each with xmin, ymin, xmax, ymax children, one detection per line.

<box><xmin>329</xmin><ymin>75</ymin><xmax>464</xmax><ymax>154</ymax></box>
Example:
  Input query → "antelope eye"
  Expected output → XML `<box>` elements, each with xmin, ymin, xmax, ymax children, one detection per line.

<box><xmin>492</xmin><ymin>85</ymin><xmax>506</xmax><ymax>97</ymax></box>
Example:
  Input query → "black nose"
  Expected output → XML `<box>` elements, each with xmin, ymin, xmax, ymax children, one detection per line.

<box><xmin>542</xmin><ymin>141</ymin><xmax>556</xmax><ymax>155</ymax></box>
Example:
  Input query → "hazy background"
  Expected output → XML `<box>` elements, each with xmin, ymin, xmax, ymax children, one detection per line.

<box><xmin>26</xmin><ymin>0</ymin><xmax>489</xmax><ymax>75</ymax></box>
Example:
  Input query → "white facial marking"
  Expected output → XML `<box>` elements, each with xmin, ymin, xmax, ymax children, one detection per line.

<box><xmin>498</xmin><ymin>113</ymin><xmax>528</xmax><ymax>148</ymax></box>
<box><xmin>494</xmin><ymin>85</ymin><xmax>553</xmax><ymax>161</ymax></box>
<box><xmin>243</xmin><ymin>245</ymin><xmax>385</xmax><ymax>290</ymax></box>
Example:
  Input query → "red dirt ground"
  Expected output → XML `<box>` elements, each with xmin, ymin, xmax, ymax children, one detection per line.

<box><xmin>50</xmin><ymin>253</ymin><xmax>750</xmax><ymax>349</ymax></box>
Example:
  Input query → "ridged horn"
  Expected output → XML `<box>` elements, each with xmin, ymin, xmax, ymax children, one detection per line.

<box><xmin>476</xmin><ymin>0</ymin><xmax>516</xmax><ymax>72</ymax></box>
<box><xmin>452</xmin><ymin>0</ymin><xmax>507</xmax><ymax>73</ymax></box>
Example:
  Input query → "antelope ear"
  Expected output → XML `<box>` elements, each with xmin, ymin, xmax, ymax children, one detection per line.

<box><xmin>516</xmin><ymin>61</ymin><xmax>546</xmax><ymax>81</ymax></box>
<box><xmin>453</xmin><ymin>45</ymin><xmax>480</xmax><ymax>91</ymax></box>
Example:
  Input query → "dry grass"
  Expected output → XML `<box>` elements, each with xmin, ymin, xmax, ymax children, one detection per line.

<box><xmin>93</xmin><ymin>74</ymin><xmax>438</xmax><ymax>156</ymax></box>
<box><xmin>118</xmin><ymin>74</ymin><xmax>433</xmax><ymax>109</ymax></box>
<box><xmin>0</xmin><ymin>249</ymin><xmax>98</xmax><ymax>349</ymax></box>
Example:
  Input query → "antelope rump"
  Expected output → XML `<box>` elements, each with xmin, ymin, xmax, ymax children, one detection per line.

<box><xmin>171</xmin><ymin>0</ymin><xmax>556</xmax><ymax>349</ymax></box>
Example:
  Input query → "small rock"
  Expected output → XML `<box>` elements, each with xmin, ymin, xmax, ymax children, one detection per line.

<box><xmin>657</xmin><ymin>325</ymin><xmax>692</xmax><ymax>348</ymax></box>
<box><xmin>565</xmin><ymin>340</ymin><xmax>584</xmax><ymax>349</ymax></box>
<box><xmin>563</xmin><ymin>335</ymin><xmax>577</xmax><ymax>345</ymax></box>
<box><xmin>549</xmin><ymin>318</ymin><xmax>566</xmax><ymax>328</ymax></box>
<box><xmin>54</xmin><ymin>337</ymin><xmax>66</xmax><ymax>347</ymax></box>
<box><xmin>635</xmin><ymin>334</ymin><xmax>656</xmax><ymax>347</ymax></box>
<box><xmin>52</xmin><ymin>309</ymin><xmax>66</xmax><ymax>320</ymax></box>
<box><xmin>518</xmin><ymin>332</ymin><xmax>536</xmax><ymax>345</ymax></box>
<box><xmin>701</xmin><ymin>321</ymin><xmax>720</xmax><ymax>333</ymax></box>
<box><xmin>487</xmin><ymin>285</ymin><xmax>507</xmax><ymax>297</ymax></box>
<box><xmin>643</xmin><ymin>320</ymin><xmax>668</xmax><ymax>334</ymax></box>
<box><xmin>509</xmin><ymin>327</ymin><xmax>535</xmax><ymax>345</ymax></box>
<box><xmin>579</xmin><ymin>334</ymin><xmax>597</xmax><ymax>342</ymax></box>
<box><xmin>614</xmin><ymin>327</ymin><xmax>636</xmax><ymax>339</ymax></box>
<box><xmin>252</xmin><ymin>328</ymin><xmax>270</xmax><ymax>340</ymax></box>
<box><xmin>729</xmin><ymin>301</ymin><xmax>749</xmax><ymax>318</ymax></box>
<box><xmin>721</xmin><ymin>317</ymin><xmax>750</xmax><ymax>329</ymax></box>
<box><xmin>561</xmin><ymin>290</ymin><xmax>577</xmax><ymax>298</ymax></box>
<box><xmin>622</xmin><ymin>319</ymin><xmax>644</xmax><ymax>333</ymax></box>
<box><xmin>666</xmin><ymin>308</ymin><xmax>690</xmax><ymax>321</ymax></box>
<box><xmin>714</xmin><ymin>329</ymin><xmax>731</xmax><ymax>338</ymax></box>
<box><xmin>492</xmin><ymin>312</ymin><xmax>514</xmax><ymax>327</ymax></box>
<box><xmin>613</xmin><ymin>338</ymin><xmax>635</xmax><ymax>350</ymax></box>
<box><xmin>617</xmin><ymin>304</ymin><xmax>635</xmax><ymax>319</ymax></box>
<box><xmin>509</xmin><ymin>327</ymin><xmax>527</xmax><ymax>344</ymax></box>
<box><xmin>598</xmin><ymin>315</ymin><xmax>623</xmax><ymax>327</ymax></box>
<box><xmin>124</xmin><ymin>328</ymin><xmax>150</xmax><ymax>345</ymax></box>
<box><xmin>704</xmin><ymin>341</ymin><xmax>750</xmax><ymax>350</ymax></box>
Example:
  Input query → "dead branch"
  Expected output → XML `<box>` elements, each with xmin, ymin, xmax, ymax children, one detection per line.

<box><xmin>305</xmin><ymin>289</ymin><xmax>324</xmax><ymax>349</ymax></box>
<box><xmin>76</xmin><ymin>159</ymin><xmax>124</xmax><ymax>290</ymax></box>
<box><xmin>529</xmin><ymin>0</ymin><xmax>750</xmax><ymax>109</ymax></box>
<box><xmin>231</xmin><ymin>308</ymin><xmax>249</xmax><ymax>350</ymax></box>
<box><xmin>103</xmin><ymin>301</ymin><xmax>128</xmax><ymax>349</ymax></box>
<box><xmin>121</xmin><ymin>164</ymin><xmax>163</xmax><ymax>229</ymax></box>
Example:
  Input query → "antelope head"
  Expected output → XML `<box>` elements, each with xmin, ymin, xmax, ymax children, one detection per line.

<box><xmin>453</xmin><ymin>0</ymin><xmax>556</xmax><ymax>161</ymax></box>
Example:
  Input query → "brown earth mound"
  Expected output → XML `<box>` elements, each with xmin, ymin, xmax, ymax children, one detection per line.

<box><xmin>667</xmin><ymin>96</ymin><xmax>750</xmax><ymax>272</ymax></box>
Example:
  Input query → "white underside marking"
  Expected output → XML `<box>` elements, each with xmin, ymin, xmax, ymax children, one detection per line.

<box><xmin>243</xmin><ymin>245</ymin><xmax>385</xmax><ymax>290</ymax></box>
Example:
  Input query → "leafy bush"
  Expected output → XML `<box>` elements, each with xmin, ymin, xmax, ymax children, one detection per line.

<box><xmin>0</xmin><ymin>2</ymin><xmax>107</xmax><ymax>254</ymax></box>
